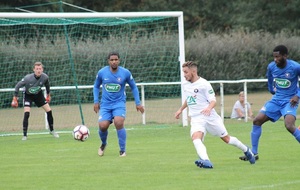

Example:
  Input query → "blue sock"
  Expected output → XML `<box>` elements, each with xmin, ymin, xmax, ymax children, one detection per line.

<box><xmin>292</xmin><ymin>128</ymin><xmax>300</xmax><ymax>143</ymax></box>
<box><xmin>98</xmin><ymin>130</ymin><xmax>108</xmax><ymax>145</ymax></box>
<box><xmin>251</xmin><ymin>125</ymin><xmax>262</xmax><ymax>155</ymax></box>
<box><xmin>117</xmin><ymin>128</ymin><xmax>126</xmax><ymax>152</ymax></box>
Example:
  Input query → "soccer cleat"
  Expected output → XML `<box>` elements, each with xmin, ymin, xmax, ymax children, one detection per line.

<box><xmin>98</xmin><ymin>144</ymin><xmax>107</xmax><ymax>156</ymax></box>
<box><xmin>50</xmin><ymin>131</ymin><xmax>59</xmax><ymax>138</ymax></box>
<box><xmin>239</xmin><ymin>154</ymin><xmax>259</xmax><ymax>161</ymax></box>
<box><xmin>119</xmin><ymin>151</ymin><xmax>126</xmax><ymax>157</ymax></box>
<box><xmin>244</xmin><ymin>147</ymin><xmax>256</xmax><ymax>164</ymax></box>
<box><xmin>22</xmin><ymin>136</ymin><xmax>27</xmax><ymax>141</ymax></box>
<box><xmin>195</xmin><ymin>159</ymin><xmax>213</xmax><ymax>169</ymax></box>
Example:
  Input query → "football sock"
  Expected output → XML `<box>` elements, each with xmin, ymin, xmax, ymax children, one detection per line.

<box><xmin>228</xmin><ymin>136</ymin><xmax>248</xmax><ymax>152</ymax></box>
<box><xmin>117</xmin><ymin>128</ymin><xmax>126</xmax><ymax>152</ymax></box>
<box><xmin>98</xmin><ymin>130</ymin><xmax>108</xmax><ymax>145</ymax></box>
<box><xmin>193</xmin><ymin>139</ymin><xmax>209</xmax><ymax>160</ymax></box>
<box><xmin>46</xmin><ymin>110</ymin><xmax>54</xmax><ymax>131</ymax></box>
<box><xmin>292</xmin><ymin>128</ymin><xmax>300</xmax><ymax>143</ymax></box>
<box><xmin>251</xmin><ymin>125</ymin><xmax>262</xmax><ymax>155</ymax></box>
<box><xmin>23</xmin><ymin>112</ymin><xmax>30</xmax><ymax>136</ymax></box>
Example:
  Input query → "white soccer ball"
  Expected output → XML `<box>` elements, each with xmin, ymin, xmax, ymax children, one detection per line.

<box><xmin>73</xmin><ymin>125</ymin><xmax>90</xmax><ymax>142</ymax></box>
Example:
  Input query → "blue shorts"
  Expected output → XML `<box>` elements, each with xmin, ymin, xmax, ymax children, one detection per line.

<box><xmin>98</xmin><ymin>102</ymin><xmax>126</xmax><ymax>122</ymax></box>
<box><xmin>260</xmin><ymin>99</ymin><xmax>298</xmax><ymax>122</ymax></box>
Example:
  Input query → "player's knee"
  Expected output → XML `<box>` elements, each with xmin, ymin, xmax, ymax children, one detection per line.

<box><xmin>99</xmin><ymin>123</ymin><xmax>109</xmax><ymax>131</ymax></box>
<box><xmin>221</xmin><ymin>135</ymin><xmax>230</xmax><ymax>144</ymax></box>
<box><xmin>253</xmin><ymin>118</ymin><xmax>263</xmax><ymax>126</ymax></box>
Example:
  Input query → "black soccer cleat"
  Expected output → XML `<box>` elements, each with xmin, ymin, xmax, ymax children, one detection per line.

<box><xmin>195</xmin><ymin>159</ymin><xmax>213</xmax><ymax>169</ymax></box>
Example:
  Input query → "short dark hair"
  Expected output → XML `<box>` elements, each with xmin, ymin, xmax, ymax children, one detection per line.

<box><xmin>107</xmin><ymin>51</ymin><xmax>120</xmax><ymax>59</ymax></box>
<box><xmin>273</xmin><ymin>45</ymin><xmax>288</xmax><ymax>55</ymax></box>
<box><xmin>33</xmin><ymin>62</ymin><xmax>43</xmax><ymax>68</ymax></box>
<box><xmin>182</xmin><ymin>61</ymin><xmax>198</xmax><ymax>69</ymax></box>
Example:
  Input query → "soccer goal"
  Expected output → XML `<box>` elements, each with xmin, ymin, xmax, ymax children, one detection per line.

<box><xmin>0</xmin><ymin>12</ymin><xmax>187</xmax><ymax>135</ymax></box>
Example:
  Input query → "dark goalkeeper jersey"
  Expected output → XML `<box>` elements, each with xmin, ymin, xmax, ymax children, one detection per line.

<box><xmin>14</xmin><ymin>73</ymin><xmax>50</xmax><ymax>96</ymax></box>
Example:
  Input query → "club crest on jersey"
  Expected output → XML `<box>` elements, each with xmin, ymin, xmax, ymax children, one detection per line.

<box><xmin>194</xmin><ymin>89</ymin><xmax>199</xmax><ymax>93</ymax></box>
<box><xmin>285</xmin><ymin>72</ymin><xmax>290</xmax><ymax>78</ymax></box>
<box><xmin>117</xmin><ymin>77</ymin><xmax>121</xmax><ymax>82</ymax></box>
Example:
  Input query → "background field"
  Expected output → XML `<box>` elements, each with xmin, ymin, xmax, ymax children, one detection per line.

<box><xmin>1</xmin><ymin>120</ymin><xmax>300</xmax><ymax>190</ymax></box>
<box><xmin>0</xmin><ymin>91</ymin><xmax>274</xmax><ymax>134</ymax></box>
<box><xmin>1</xmin><ymin>92</ymin><xmax>300</xmax><ymax>189</ymax></box>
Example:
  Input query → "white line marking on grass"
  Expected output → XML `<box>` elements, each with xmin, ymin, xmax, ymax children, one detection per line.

<box><xmin>238</xmin><ymin>180</ymin><xmax>300</xmax><ymax>189</ymax></box>
<box><xmin>120</xmin><ymin>126</ymin><xmax>171</xmax><ymax>131</ymax></box>
<box><xmin>0</xmin><ymin>131</ymin><xmax>71</xmax><ymax>137</ymax></box>
<box><xmin>0</xmin><ymin>127</ymin><xmax>170</xmax><ymax>137</ymax></box>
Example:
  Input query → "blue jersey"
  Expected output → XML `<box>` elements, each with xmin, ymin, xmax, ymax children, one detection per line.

<box><xmin>267</xmin><ymin>59</ymin><xmax>300</xmax><ymax>101</ymax></box>
<box><xmin>93</xmin><ymin>66</ymin><xmax>141</xmax><ymax>106</ymax></box>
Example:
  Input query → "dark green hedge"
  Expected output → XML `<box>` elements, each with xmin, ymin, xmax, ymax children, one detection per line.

<box><xmin>1</xmin><ymin>29</ymin><xmax>300</xmax><ymax>108</ymax></box>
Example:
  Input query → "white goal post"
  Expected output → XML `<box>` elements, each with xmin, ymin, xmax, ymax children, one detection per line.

<box><xmin>0</xmin><ymin>12</ymin><xmax>188</xmax><ymax>126</ymax></box>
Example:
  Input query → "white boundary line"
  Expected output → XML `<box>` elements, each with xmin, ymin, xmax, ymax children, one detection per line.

<box><xmin>0</xmin><ymin>127</ymin><xmax>170</xmax><ymax>137</ymax></box>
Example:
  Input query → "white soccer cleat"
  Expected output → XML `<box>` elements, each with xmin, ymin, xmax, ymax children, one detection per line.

<box><xmin>98</xmin><ymin>144</ymin><xmax>107</xmax><ymax>156</ymax></box>
<box><xmin>50</xmin><ymin>131</ymin><xmax>59</xmax><ymax>138</ymax></box>
<box><xmin>22</xmin><ymin>136</ymin><xmax>27</xmax><ymax>141</ymax></box>
<box><xmin>119</xmin><ymin>151</ymin><xmax>126</xmax><ymax>157</ymax></box>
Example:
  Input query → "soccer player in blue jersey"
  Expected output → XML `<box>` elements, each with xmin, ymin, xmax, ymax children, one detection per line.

<box><xmin>93</xmin><ymin>52</ymin><xmax>144</xmax><ymax>157</ymax></box>
<box><xmin>240</xmin><ymin>45</ymin><xmax>300</xmax><ymax>161</ymax></box>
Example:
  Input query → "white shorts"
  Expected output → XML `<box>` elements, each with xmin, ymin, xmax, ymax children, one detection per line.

<box><xmin>190</xmin><ymin>113</ymin><xmax>228</xmax><ymax>138</ymax></box>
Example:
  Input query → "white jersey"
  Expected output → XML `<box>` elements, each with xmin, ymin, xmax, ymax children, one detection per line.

<box><xmin>183</xmin><ymin>77</ymin><xmax>227</xmax><ymax>137</ymax></box>
<box><xmin>183</xmin><ymin>77</ymin><xmax>217</xmax><ymax>117</ymax></box>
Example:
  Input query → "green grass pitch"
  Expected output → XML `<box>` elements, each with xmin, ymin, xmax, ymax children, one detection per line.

<box><xmin>1</xmin><ymin>120</ymin><xmax>300</xmax><ymax>190</ymax></box>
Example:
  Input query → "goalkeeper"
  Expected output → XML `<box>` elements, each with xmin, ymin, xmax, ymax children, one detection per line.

<box><xmin>11</xmin><ymin>62</ymin><xmax>59</xmax><ymax>140</ymax></box>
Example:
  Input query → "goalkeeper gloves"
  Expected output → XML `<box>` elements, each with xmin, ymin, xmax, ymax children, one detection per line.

<box><xmin>46</xmin><ymin>94</ymin><xmax>51</xmax><ymax>103</ymax></box>
<box><xmin>11</xmin><ymin>96</ymin><xmax>18</xmax><ymax>108</ymax></box>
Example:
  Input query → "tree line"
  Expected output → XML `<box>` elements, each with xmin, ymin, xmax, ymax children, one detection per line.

<box><xmin>1</xmin><ymin>0</ymin><xmax>300</xmax><ymax>37</ymax></box>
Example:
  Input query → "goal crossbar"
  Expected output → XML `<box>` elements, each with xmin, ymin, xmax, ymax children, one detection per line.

<box><xmin>0</xmin><ymin>12</ymin><xmax>183</xmax><ymax>18</ymax></box>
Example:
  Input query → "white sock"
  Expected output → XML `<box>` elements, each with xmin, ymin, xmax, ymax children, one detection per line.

<box><xmin>228</xmin><ymin>136</ymin><xmax>247</xmax><ymax>152</ymax></box>
<box><xmin>193</xmin><ymin>139</ymin><xmax>210</xmax><ymax>160</ymax></box>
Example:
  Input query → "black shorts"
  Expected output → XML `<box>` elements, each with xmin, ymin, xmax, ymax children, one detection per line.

<box><xmin>23</xmin><ymin>91</ymin><xmax>47</xmax><ymax>108</ymax></box>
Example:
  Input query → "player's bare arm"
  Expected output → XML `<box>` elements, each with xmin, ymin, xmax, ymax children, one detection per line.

<box><xmin>93</xmin><ymin>103</ymin><xmax>100</xmax><ymax>113</ymax></box>
<box><xmin>175</xmin><ymin>101</ymin><xmax>187</xmax><ymax>119</ymax></box>
<box><xmin>290</xmin><ymin>95</ymin><xmax>299</xmax><ymax>107</ymax></box>
<box><xmin>136</xmin><ymin>105</ymin><xmax>144</xmax><ymax>114</ymax></box>
<box><xmin>201</xmin><ymin>100</ymin><xmax>216</xmax><ymax>116</ymax></box>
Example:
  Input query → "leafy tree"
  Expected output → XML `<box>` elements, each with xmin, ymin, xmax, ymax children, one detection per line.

<box><xmin>0</xmin><ymin>0</ymin><xmax>300</xmax><ymax>35</ymax></box>
<box><xmin>231</xmin><ymin>0</ymin><xmax>300</xmax><ymax>32</ymax></box>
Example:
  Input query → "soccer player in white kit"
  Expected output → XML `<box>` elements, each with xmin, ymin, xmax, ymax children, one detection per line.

<box><xmin>175</xmin><ymin>61</ymin><xmax>255</xmax><ymax>168</ymax></box>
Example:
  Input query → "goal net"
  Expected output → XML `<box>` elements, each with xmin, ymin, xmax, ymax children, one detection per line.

<box><xmin>0</xmin><ymin>12</ymin><xmax>186</xmax><ymax>135</ymax></box>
